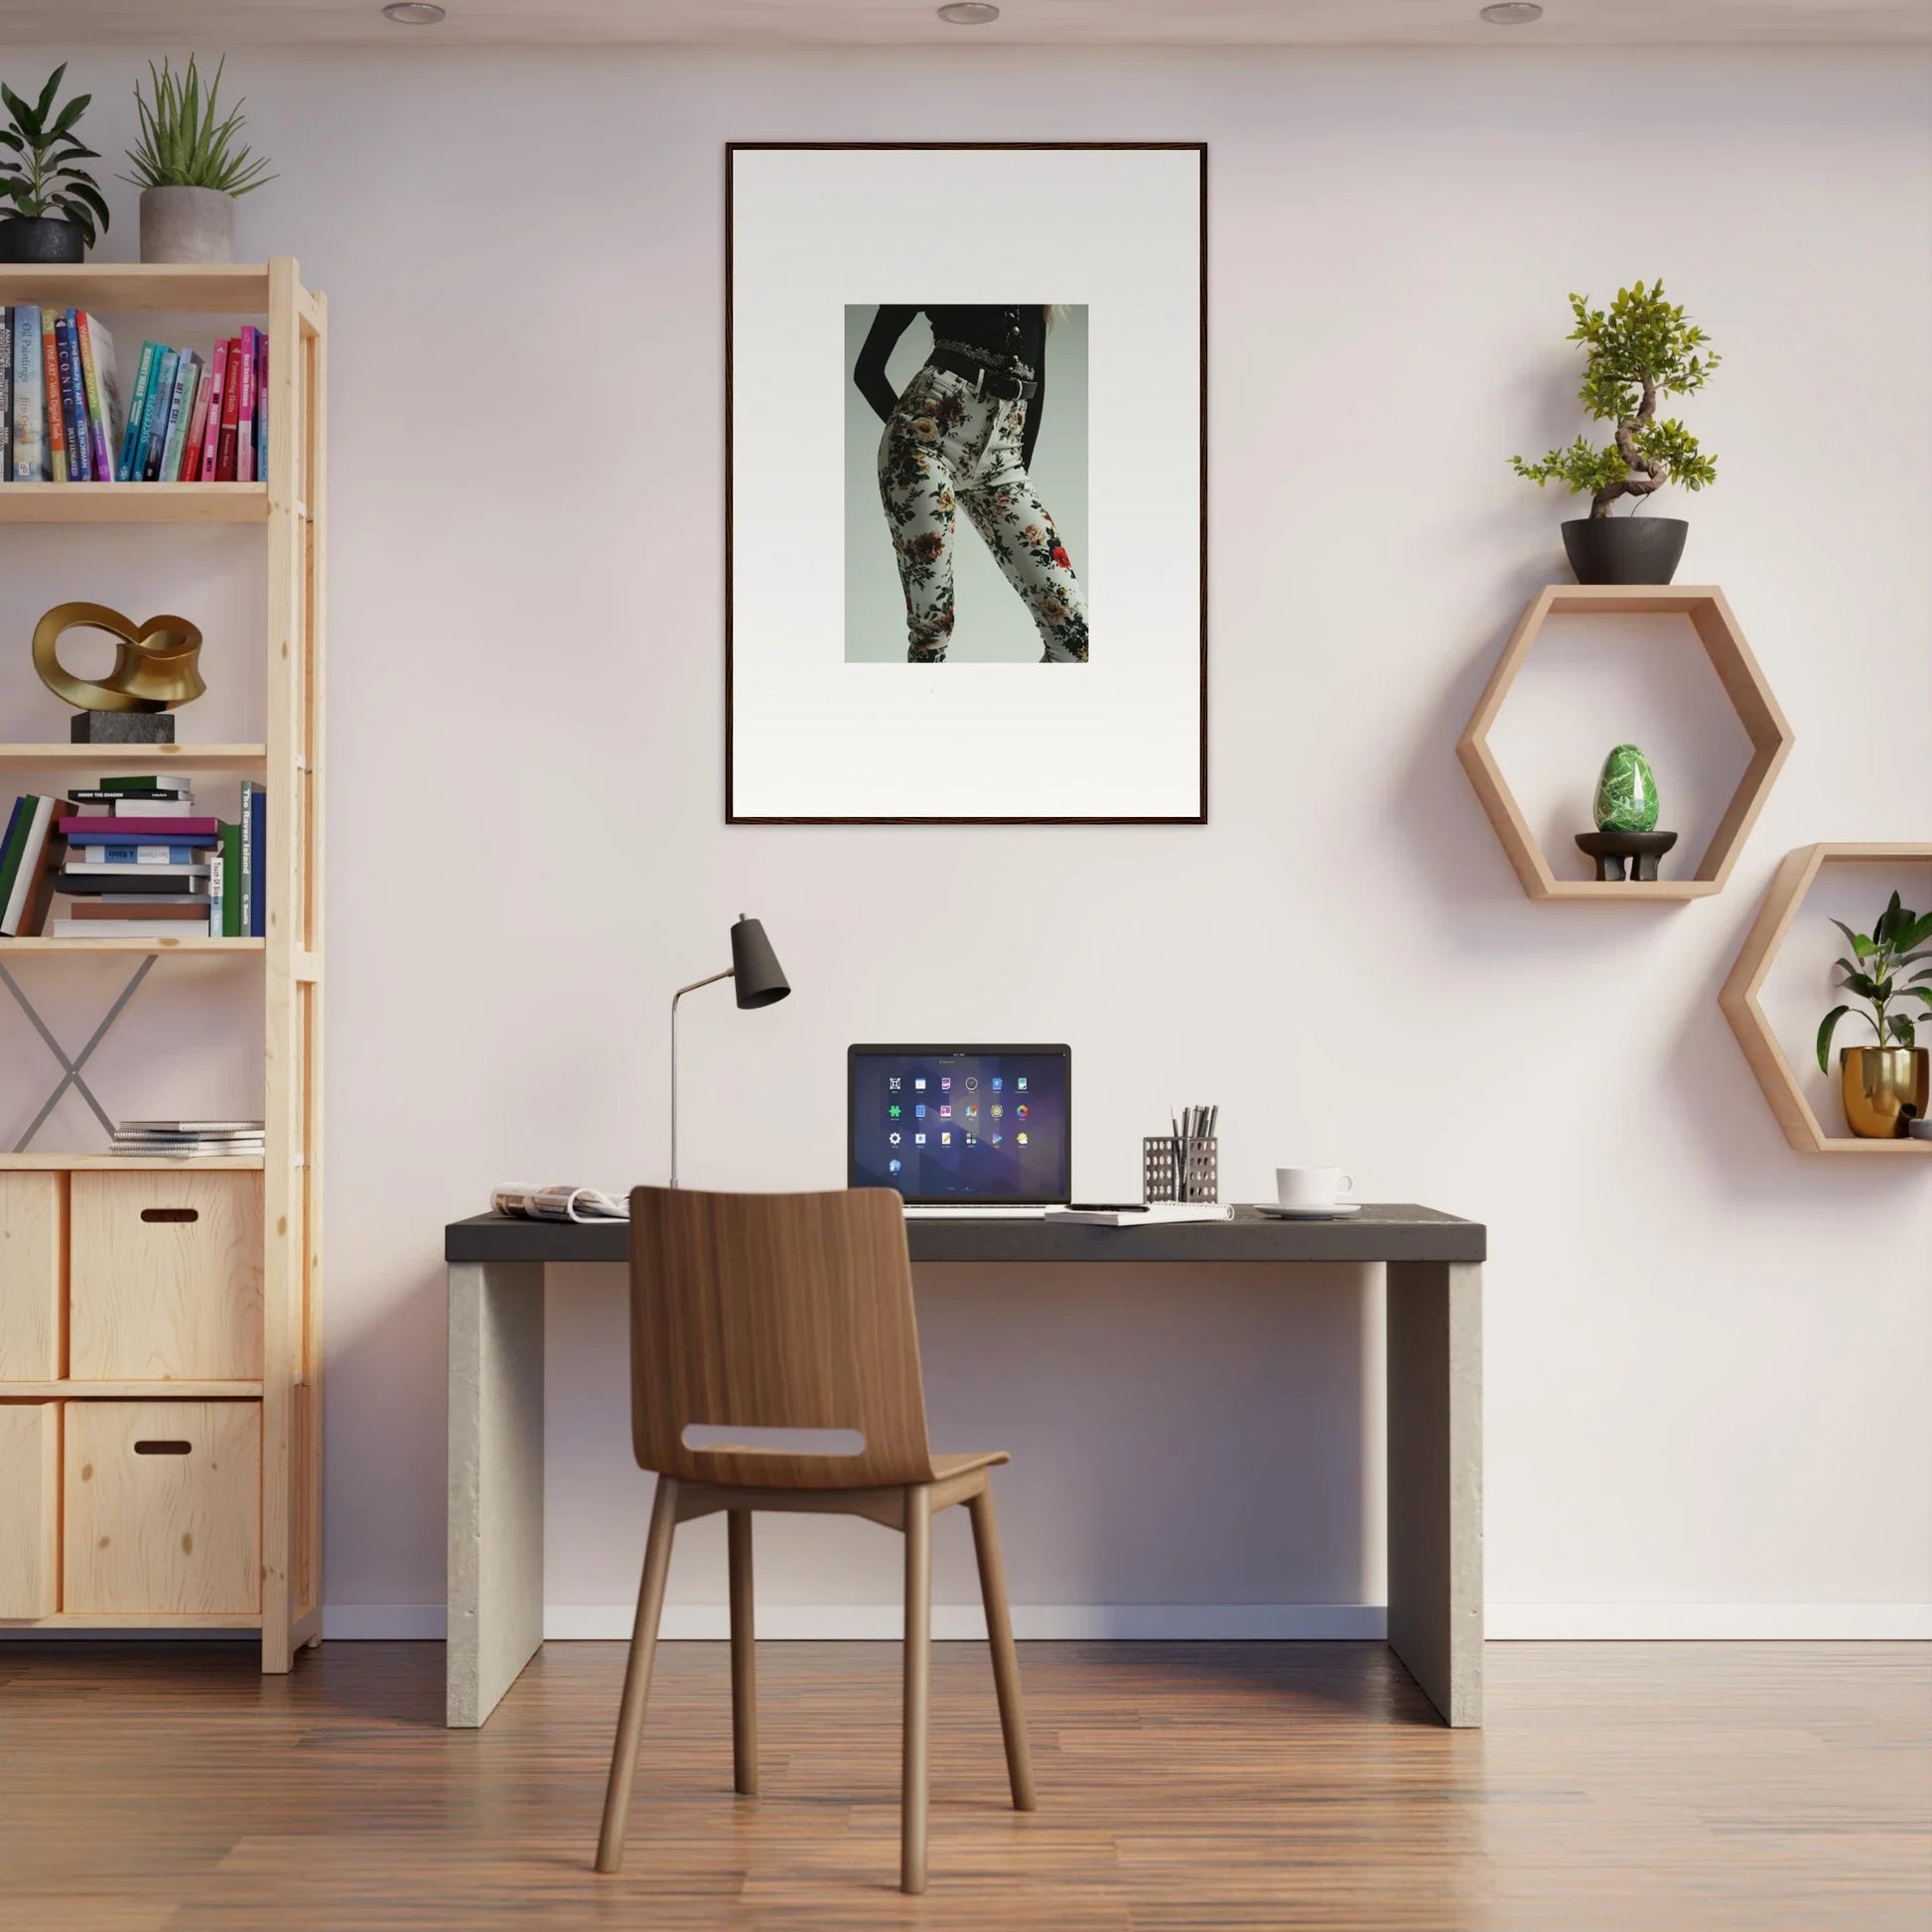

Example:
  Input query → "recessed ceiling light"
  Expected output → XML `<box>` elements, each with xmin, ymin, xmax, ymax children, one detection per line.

<box><xmin>938</xmin><ymin>2</ymin><xmax>1001</xmax><ymax>23</ymax></box>
<box><xmin>1479</xmin><ymin>2</ymin><xmax>1543</xmax><ymax>21</ymax></box>
<box><xmin>382</xmin><ymin>2</ymin><xmax>447</xmax><ymax>22</ymax></box>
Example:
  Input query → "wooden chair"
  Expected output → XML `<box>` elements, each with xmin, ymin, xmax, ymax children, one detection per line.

<box><xmin>595</xmin><ymin>1185</ymin><xmax>1036</xmax><ymax>1894</ymax></box>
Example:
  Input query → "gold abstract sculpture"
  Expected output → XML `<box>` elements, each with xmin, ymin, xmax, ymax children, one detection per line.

<box><xmin>33</xmin><ymin>602</ymin><xmax>206</xmax><ymax>713</ymax></box>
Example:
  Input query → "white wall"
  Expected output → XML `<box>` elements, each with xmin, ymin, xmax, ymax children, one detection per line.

<box><xmin>4</xmin><ymin>44</ymin><xmax>1928</xmax><ymax>1640</ymax></box>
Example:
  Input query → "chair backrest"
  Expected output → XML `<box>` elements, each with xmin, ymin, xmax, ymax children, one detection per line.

<box><xmin>626</xmin><ymin>1185</ymin><xmax>938</xmax><ymax>1490</ymax></box>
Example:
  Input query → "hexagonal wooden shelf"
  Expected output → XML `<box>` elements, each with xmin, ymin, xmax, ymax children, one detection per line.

<box><xmin>1456</xmin><ymin>585</ymin><xmax>1795</xmax><ymax>900</ymax></box>
<box><xmin>1720</xmin><ymin>842</ymin><xmax>1932</xmax><ymax>1158</ymax></box>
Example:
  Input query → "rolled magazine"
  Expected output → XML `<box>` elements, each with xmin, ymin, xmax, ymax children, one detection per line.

<box><xmin>490</xmin><ymin>1184</ymin><xmax>629</xmax><ymax>1223</ymax></box>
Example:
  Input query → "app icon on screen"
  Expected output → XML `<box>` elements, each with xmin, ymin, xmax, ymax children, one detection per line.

<box><xmin>914</xmin><ymin>1104</ymin><xmax>926</xmax><ymax>1119</ymax></box>
<box><xmin>889</xmin><ymin>1158</ymin><xmax>902</xmax><ymax>1173</ymax></box>
<box><xmin>914</xmin><ymin>1134</ymin><xmax>926</xmax><ymax>1145</ymax></box>
<box><xmin>965</xmin><ymin>1134</ymin><xmax>977</xmax><ymax>1146</ymax></box>
<box><xmin>940</xmin><ymin>1132</ymin><xmax>951</xmax><ymax>1146</ymax></box>
<box><xmin>965</xmin><ymin>1105</ymin><xmax>977</xmax><ymax>1119</ymax></box>
<box><xmin>1017</xmin><ymin>1133</ymin><xmax>1029</xmax><ymax>1146</ymax></box>
<box><xmin>939</xmin><ymin>1105</ymin><xmax>950</xmax><ymax>1118</ymax></box>
<box><xmin>914</xmin><ymin>1077</ymin><xmax>926</xmax><ymax>1090</ymax></box>
<box><xmin>1016</xmin><ymin>1104</ymin><xmax>1029</xmax><ymax>1120</ymax></box>
<box><xmin>990</xmin><ymin>1104</ymin><xmax>1003</xmax><ymax>1120</ymax></box>
<box><xmin>990</xmin><ymin>1132</ymin><xmax>1003</xmax><ymax>1146</ymax></box>
<box><xmin>889</xmin><ymin>1132</ymin><xmax>900</xmax><ymax>1145</ymax></box>
<box><xmin>965</xmin><ymin>1076</ymin><xmax>978</xmax><ymax>1091</ymax></box>
<box><xmin>1017</xmin><ymin>1076</ymin><xmax>1028</xmax><ymax>1090</ymax></box>
<box><xmin>889</xmin><ymin>1104</ymin><xmax>901</xmax><ymax>1118</ymax></box>
<box><xmin>991</xmin><ymin>1077</ymin><xmax>1003</xmax><ymax>1092</ymax></box>
<box><xmin>889</xmin><ymin>1076</ymin><xmax>901</xmax><ymax>1091</ymax></box>
<box><xmin>940</xmin><ymin>1076</ymin><xmax>951</xmax><ymax>1091</ymax></box>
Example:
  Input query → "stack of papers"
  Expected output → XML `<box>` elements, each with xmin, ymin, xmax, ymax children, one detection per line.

<box><xmin>1043</xmin><ymin>1203</ymin><xmax>1232</xmax><ymax>1227</ymax></box>
<box><xmin>112</xmin><ymin>1119</ymin><xmax>265</xmax><ymax>1159</ymax></box>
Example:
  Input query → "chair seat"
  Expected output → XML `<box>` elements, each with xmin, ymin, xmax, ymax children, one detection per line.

<box><xmin>931</xmin><ymin>1450</ymin><xmax>1009</xmax><ymax>1480</ymax></box>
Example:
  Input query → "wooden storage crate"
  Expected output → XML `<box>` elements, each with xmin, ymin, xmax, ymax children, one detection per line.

<box><xmin>69</xmin><ymin>1172</ymin><xmax>263</xmax><ymax>1382</ymax></box>
<box><xmin>64</xmin><ymin>1401</ymin><xmax>261</xmax><ymax>1615</ymax></box>
<box><xmin>0</xmin><ymin>1173</ymin><xmax>66</xmax><ymax>1380</ymax></box>
<box><xmin>0</xmin><ymin>1401</ymin><xmax>61</xmax><ymax>1618</ymax></box>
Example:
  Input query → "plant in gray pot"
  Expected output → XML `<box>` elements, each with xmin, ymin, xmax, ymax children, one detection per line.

<box><xmin>1511</xmin><ymin>281</ymin><xmax>1719</xmax><ymax>586</ymax></box>
<box><xmin>0</xmin><ymin>66</ymin><xmax>110</xmax><ymax>264</ymax></box>
<box><xmin>123</xmin><ymin>57</ymin><xmax>274</xmax><ymax>265</ymax></box>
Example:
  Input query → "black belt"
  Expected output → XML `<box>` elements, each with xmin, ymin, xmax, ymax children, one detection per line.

<box><xmin>928</xmin><ymin>348</ymin><xmax>1037</xmax><ymax>401</ymax></box>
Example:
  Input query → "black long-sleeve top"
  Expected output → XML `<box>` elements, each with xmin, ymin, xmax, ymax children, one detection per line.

<box><xmin>854</xmin><ymin>305</ymin><xmax>1048</xmax><ymax>473</ymax></box>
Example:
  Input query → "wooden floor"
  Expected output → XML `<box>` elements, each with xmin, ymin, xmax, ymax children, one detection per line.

<box><xmin>0</xmin><ymin>1640</ymin><xmax>1925</xmax><ymax>1930</ymax></box>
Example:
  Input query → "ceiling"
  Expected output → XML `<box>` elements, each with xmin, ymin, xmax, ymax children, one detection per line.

<box><xmin>3</xmin><ymin>0</ymin><xmax>1928</xmax><ymax>46</ymax></box>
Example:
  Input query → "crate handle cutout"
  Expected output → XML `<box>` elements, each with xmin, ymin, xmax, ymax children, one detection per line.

<box><xmin>133</xmin><ymin>1440</ymin><xmax>193</xmax><ymax>1455</ymax></box>
<box><xmin>140</xmin><ymin>1207</ymin><xmax>200</xmax><ymax>1224</ymax></box>
<box><xmin>681</xmin><ymin>1424</ymin><xmax>865</xmax><ymax>1456</ymax></box>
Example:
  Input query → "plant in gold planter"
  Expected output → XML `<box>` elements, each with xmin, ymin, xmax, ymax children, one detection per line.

<box><xmin>1816</xmin><ymin>893</ymin><xmax>1932</xmax><ymax>1138</ymax></box>
<box><xmin>122</xmin><ymin>56</ymin><xmax>274</xmax><ymax>265</ymax></box>
<box><xmin>1511</xmin><ymin>281</ymin><xmax>1719</xmax><ymax>586</ymax></box>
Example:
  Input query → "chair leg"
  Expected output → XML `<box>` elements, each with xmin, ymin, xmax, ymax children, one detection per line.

<box><xmin>728</xmin><ymin>1508</ymin><xmax>758</xmax><ymax>1796</ymax></box>
<box><xmin>901</xmin><ymin>1483</ymin><xmax>932</xmax><ymax>1895</ymax></box>
<box><xmin>967</xmin><ymin>1484</ymin><xmax>1037</xmax><ymax>1812</ymax></box>
<box><xmin>595</xmin><ymin>1475</ymin><xmax>680</xmax><ymax>1873</ymax></box>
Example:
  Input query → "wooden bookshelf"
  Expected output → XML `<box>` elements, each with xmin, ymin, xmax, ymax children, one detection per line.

<box><xmin>0</xmin><ymin>261</ymin><xmax>326</xmax><ymax>1670</ymax></box>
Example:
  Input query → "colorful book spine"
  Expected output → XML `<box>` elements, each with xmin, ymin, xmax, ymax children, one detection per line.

<box><xmin>158</xmin><ymin>353</ymin><xmax>200</xmax><ymax>485</ymax></box>
<box><xmin>77</xmin><ymin>844</ymin><xmax>205</xmax><ymax>865</ymax></box>
<box><xmin>179</xmin><ymin>355</ymin><xmax>213</xmax><ymax>481</ymax></box>
<box><xmin>61</xmin><ymin>816</ymin><xmax>219</xmax><ymax>840</ymax></box>
<box><xmin>118</xmin><ymin>341</ymin><xmax>159</xmax><ymax>481</ymax></box>
<box><xmin>1</xmin><ymin>796</ymin><xmax>60</xmax><ymax>936</ymax></box>
<box><xmin>235</xmin><ymin>326</ymin><xmax>258</xmax><ymax>485</ymax></box>
<box><xmin>0</xmin><ymin>796</ymin><xmax>31</xmax><ymax>907</ymax></box>
<box><xmin>215</xmin><ymin>339</ymin><xmax>242</xmax><ymax>481</ymax></box>
<box><xmin>41</xmin><ymin>313</ymin><xmax>67</xmax><ymax>484</ymax></box>
<box><xmin>198</xmin><ymin>340</ymin><xmax>228</xmax><ymax>481</ymax></box>
<box><xmin>76</xmin><ymin>313</ymin><xmax>119</xmax><ymax>483</ymax></box>
<box><xmin>13</xmin><ymin>307</ymin><xmax>44</xmax><ymax>481</ymax></box>
<box><xmin>138</xmin><ymin>347</ymin><xmax>179</xmax><ymax>483</ymax></box>
<box><xmin>219</xmin><ymin>821</ymin><xmax>241</xmax><ymax>937</ymax></box>
<box><xmin>254</xmin><ymin>332</ymin><xmax>268</xmax><ymax>481</ymax></box>
<box><xmin>241</xmin><ymin>781</ymin><xmax>266</xmax><ymax>938</ymax></box>
<box><xmin>0</xmin><ymin>308</ymin><xmax>11</xmax><ymax>483</ymax></box>
<box><xmin>56</xmin><ymin>314</ymin><xmax>89</xmax><ymax>482</ymax></box>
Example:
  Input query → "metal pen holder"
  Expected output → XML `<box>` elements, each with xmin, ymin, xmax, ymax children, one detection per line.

<box><xmin>1143</xmin><ymin>1135</ymin><xmax>1219</xmax><ymax>1205</ymax></box>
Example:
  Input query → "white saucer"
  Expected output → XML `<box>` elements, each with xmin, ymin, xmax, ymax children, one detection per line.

<box><xmin>1251</xmin><ymin>1201</ymin><xmax>1361</xmax><ymax>1219</ymax></box>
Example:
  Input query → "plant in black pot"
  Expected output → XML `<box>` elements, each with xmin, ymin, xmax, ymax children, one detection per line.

<box><xmin>1511</xmin><ymin>281</ymin><xmax>1718</xmax><ymax>585</ymax></box>
<box><xmin>0</xmin><ymin>66</ymin><xmax>110</xmax><ymax>263</ymax></box>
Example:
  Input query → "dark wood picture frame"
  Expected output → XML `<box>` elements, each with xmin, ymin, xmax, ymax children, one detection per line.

<box><xmin>725</xmin><ymin>141</ymin><xmax>1208</xmax><ymax>826</ymax></box>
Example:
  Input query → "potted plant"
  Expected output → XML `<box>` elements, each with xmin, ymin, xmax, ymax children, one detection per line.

<box><xmin>1511</xmin><ymin>281</ymin><xmax>1719</xmax><ymax>586</ymax></box>
<box><xmin>123</xmin><ymin>57</ymin><xmax>273</xmax><ymax>265</ymax></box>
<box><xmin>1816</xmin><ymin>893</ymin><xmax>1932</xmax><ymax>1138</ymax></box>
<box><xmin>0</xmin><ymin>66</ymin><xmax>109</xmax><ymax>264</ymax></box>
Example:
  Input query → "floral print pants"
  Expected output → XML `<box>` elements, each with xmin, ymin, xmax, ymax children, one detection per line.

<box><xmin>877</xmin><ymin>364</ymin><xmax>1089</xmax><ymax>663</ymax></box>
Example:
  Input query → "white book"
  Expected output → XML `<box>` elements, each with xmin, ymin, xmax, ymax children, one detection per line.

<box><xmin>97</xmin><ymin>798</ymin><xmax>197</xmax><ymax>818</ymax></box>
<box><xmin>1042</xmin><ymin>1203</ymin><xmax>1233</xmax><ymax>1227</ymax></box>
<box><xmin>62</xmin><ymin>861</ymin><xmax>209</xmax><ymax>877</ymax></box>
<box><xmin>51</xmin><ymin>917</ymin><xmax>214</xmax><ymax>938</ymax></box>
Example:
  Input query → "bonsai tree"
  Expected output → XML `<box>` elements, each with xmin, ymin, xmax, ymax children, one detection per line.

<box><xmin>122</xmin><ymin>57</ymin><xmax>275</xmax><ymax>200</ymax></box>
<box><xmin>1512</xmin><ymin>281</ymin><xmax>1718</xmax><ymax>518</ymax></box>
<box><xmin>1817</xmin><ymin>893</ymin><xmax>1932</xmax><ymax>1071</ymax></box>
<box><xmin>0</xmin><ymin>65</ymin><xmax>110</xmax><ymax>246</ymax></box>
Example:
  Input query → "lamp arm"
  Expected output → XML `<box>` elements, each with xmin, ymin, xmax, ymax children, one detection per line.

<box><xmin>668</xmin><ymin>968</ymin><xmax>736</xmax><ymax>1188</ymax></box>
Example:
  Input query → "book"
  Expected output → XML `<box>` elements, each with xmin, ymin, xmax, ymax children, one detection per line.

<box><xmin>2</xmin><ymin>796</ymin><xmax>60</xmax><ymax>934</ymax></box>
<box><xmin>99</xmin><ymin>774</ymin><xmax>185</xmax><ymax>794</ymax></box>
<box><xmin>139</xmin><ymin>347</ymin><xmax>180</xmax><ymax>482</ymax></box>
<box><xmin>41</xmin><ymin>312</ymin><xmax>67</xmax><ymax>483</ymax></box>
<box><xmin>158</xmin><ymin>352</ymin><xmax>201</xmax><ymax>485</ymax></box>
<box><xmin>0</xmin><ymin>796</ymin><xmax>32</xmax><ymax>908</ymax></box>
<box><xmin>118</xmin><ymin>340</ymin><xmax>160</xmax><ymax>481</ymax></box>
<box><xmin>246</xmin><ymin>782</ymin><xmax>266</xmax><ymax>937</ymax></box>
<box><xmin>12</xmin><ymin>307</ymin><xmax>44</xmax><ymax>481</ymax></box>
<box><xmin>75</xmin><ymin>312</ymin><xmax>119</xmax><ymax>483</ymax></box>
<box><xmin>119</xmin><ymin>1119</ymin><xmax>264</xmax><ymax>1134</ymax></box>
<box><xmin>215</xmin><ymin>338</ymin><xmax>242</xmax><ymax>481</ymax></box>
<box><xmin>55</xmin><ymin>313</ymin><xmax>88</xmax><ymax>482</ymax></box>
<box><xmin>1</xmin><ymin>306</ymin><xmax>11</xmax><ymax>483</ymax></box>
<box><xmin>219</xmin><ymin>819</ymin><xmax>241</xmax><ymax>937</ymax></box>
<box><xmin>65</xmin><ymin>897</ymin><xmax>211</xmax><ymax>920</ymax></box>
<box><xmin>254</xmin><ymin>331</ymin><xmax>268</xmax><ymax>480</ymax></box>
<box><xmin>57</xmin><ymin>868</ymin><xmax>210</xmax><ymax>896</ymax></box>
<box><xmin>179</xmin><ymin>353</ymin><xmax>213</xmax><ymax>480</ymax></box>
<box><xmin>61</xmin><ymin>816</ymin><xmax>220</xmax><ymax>840</ymax></box>
<box><xmin>71</xmin><ymin>844</ymin><xmax>206</xmax><ymax>865</ymax></box>
<box><xmin>198</xmin><ymin>339</ymin><xmax>228</xmax><ymax>481</ymax></box>
<box><xmin>50</xmin><ymin>918</ymin><xmax>215</xmax><ymax>939</ymax></box>
<box><xmin>235</xmin><ymin>326</ymin><xmax>258</xmax><ymax>485</ymax></box>
<box><xmin>67</xmin><ymin>795</ymin><xmax>196</xmax><ymax>816</ymax></box>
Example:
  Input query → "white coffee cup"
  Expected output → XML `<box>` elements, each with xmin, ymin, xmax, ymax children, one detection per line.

<box><xmin>1276</xmin><ymin>1167</ymin><xmax>1353</xmax><ymax>1211</ymax></box>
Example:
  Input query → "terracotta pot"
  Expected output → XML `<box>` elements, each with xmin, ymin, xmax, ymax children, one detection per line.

<box><xmin>139</xmin><ymin>187</ymin><xmax>235</xmax><ymax>265</ymax></box>
<box><xmin>1840</xmin><ymin>1045</ymin><xmax>1930</xmax><ymax>1139</ymax></box>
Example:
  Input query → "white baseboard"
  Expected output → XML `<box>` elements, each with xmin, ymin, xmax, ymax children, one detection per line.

<box><xmin>1486</xmin><ymin>1603</ymin><xmax>1932</xmax><ymax>1640</ymax></box>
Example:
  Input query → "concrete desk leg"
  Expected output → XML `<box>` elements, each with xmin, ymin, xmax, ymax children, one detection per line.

<box><xmin>447</xmin><ymin>1260</ymin><xmax>546</xmax><ymax>1727</ymax></box>
<box><xmin>1386</xmin><ymin>1260</ymin><xmax>1483</xmax><ymax>1726</ymax></box>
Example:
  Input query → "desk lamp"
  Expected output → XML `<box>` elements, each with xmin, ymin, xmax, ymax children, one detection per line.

<box><xmin>668</xmin><ymin>915</ymin><xmax>790</xmax><ymax>1186</ymax></box>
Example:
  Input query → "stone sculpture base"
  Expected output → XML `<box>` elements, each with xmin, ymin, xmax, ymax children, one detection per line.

<box><xmin>70</xmin><ymin>712</ymin><xmax>175</xmax><ymax>744</ymax></box>
<box><xmin>1575</xmin><ymin>829</ymin><xmax>1679</xmax><ymax>883</ymax></box>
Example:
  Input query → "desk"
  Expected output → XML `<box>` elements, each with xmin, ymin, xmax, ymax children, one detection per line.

<box><xmin>444</xmin><ymin>1204</ymin><xmax>1484</xmax><ymax>1729</ymax></box>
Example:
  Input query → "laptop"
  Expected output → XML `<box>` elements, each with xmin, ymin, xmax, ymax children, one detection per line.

<box><xmin>848</xmin><ymin>1043</ymin><xmax>1071</xmax><ymax>1217</ymax></box>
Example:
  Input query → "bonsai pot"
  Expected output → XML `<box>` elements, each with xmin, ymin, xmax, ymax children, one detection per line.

<box><xmin>140</xmin><ymin>186</ymin><xmax>235</xmax><ymax>265</ymax></box>
<box><xmin>1840</xmin><ymin>1045</ymin><xmax>1930</xmax><ymax>1139</ymax></box>
<box><xmin>1562</xmin><ymin>516</ymin><xmax>1689</xmax><ymax>586</ymax></box>
<box><xmin>0</xmin><ymin>215</ymin><xmax>85</xmax><ymax>264</ymax></box>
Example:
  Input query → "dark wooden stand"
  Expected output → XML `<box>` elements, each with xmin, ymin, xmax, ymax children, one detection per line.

<box><xmin>1575</xmin><ymin>829</ymin><xmax>1679</xmax><ymax>883</ymax></box>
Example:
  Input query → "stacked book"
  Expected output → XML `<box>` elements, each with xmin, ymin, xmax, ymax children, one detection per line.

<box><xmin>112</xmin><ymin>1119</ymin><xmax>265</xmax><ymax>1160</ymax></box>
<box><xmin>0</xmin><ymin>775</ymin><xmax>266</xmax><ymax>938</ymax></box>
<box><xmin>1</xmin><ymin>308</ymin><xmax>266</xmax><ymax>484</ymax></box>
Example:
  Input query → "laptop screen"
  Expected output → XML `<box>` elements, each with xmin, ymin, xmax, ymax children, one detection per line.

<box><xmin>848</xmin><ymin>1044</ymin><xmax>1071</xmax><ymax>1204</ymax></box>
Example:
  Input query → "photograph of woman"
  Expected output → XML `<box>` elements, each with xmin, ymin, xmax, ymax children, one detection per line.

<box><xmin>849</xmin><ymin>305</ymin><xmax>1090</xmax><ymax>665</ymax></box>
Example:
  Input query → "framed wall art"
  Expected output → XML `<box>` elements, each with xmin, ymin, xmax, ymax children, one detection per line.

<box><xmin>726</xmin><ymin>142</ymin><xmax>1207</xmax><ymax>824</ymax></box>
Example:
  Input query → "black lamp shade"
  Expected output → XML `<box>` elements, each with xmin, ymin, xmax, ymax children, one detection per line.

<box><xmin>730</xmin><ymin>915</ymin><xmax>790</xmax><ymax>1009</ymax></box>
